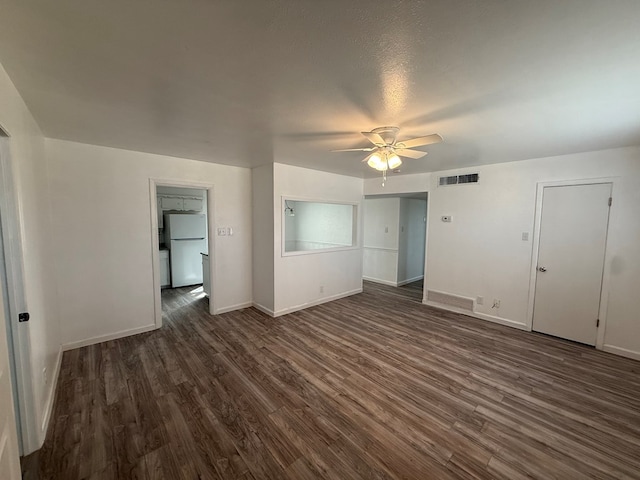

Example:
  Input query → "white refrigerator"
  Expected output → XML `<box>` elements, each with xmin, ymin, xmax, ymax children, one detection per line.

<box><xmin>165</xmin><ymin>213</ymin><xmax>207</xmax><ymax>288</ymax></box>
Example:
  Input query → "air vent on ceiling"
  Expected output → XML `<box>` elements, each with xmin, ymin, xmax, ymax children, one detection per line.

<box><xmin>439</xmin><ymin>173</ymin><xmax>479</xmax><ymax>186</ymax></box>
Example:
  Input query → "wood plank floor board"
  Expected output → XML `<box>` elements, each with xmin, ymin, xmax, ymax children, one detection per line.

<box><xmin>33</xmin><ymin>280</ymin><xmax>640</xmax><ymax>479</ymax></box>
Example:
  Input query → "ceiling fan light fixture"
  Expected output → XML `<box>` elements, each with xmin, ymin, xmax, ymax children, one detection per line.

<box><xmin>367</xmin><ymin>153</ymin><xmax>387</xmax><ymax>171</ymax></box>
<box><xmin>331</xmin><ymin>126</ymin><xmax>442</xmax><ymax>183</ymax></box>
<box><xmin>387</xmin><ymin>153</ymin><xmax>402</xmax><ymax>170</ymax></box>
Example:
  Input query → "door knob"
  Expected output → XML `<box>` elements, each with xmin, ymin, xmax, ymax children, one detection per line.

<box><xmin>538</xmin><ymin>266</ymin><xmax>547</xmax><ymax>272</ymax></box>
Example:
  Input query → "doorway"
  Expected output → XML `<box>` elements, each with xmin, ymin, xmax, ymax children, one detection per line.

<box><xmin>0</xmin><ymin>209</ymin><xmax>22</xmax><ymax>477</ymax></box>
<box><xmin>362</xmin><ymin>192</ymin><xmax>428</xmax><ymax>302</ymax></box>
<box><xmin>150</xmin><ymin>180</ymin><xmax>216</xmax><ymax>327</ymax></box>
<box><xmin>531</xmin><ymin>182</ymin><xmax>612</xmax><ymax>345</ymax></box>
<box><xmin>0</xmin><ymin>128</ymin><xmax>33</xmax><ymax>460</ymax></box>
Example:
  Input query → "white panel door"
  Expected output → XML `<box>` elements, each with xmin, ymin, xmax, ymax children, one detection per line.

<box><xmin>0</xmin><ymin>262</ymin><xmax>21</xmax><ymax>479</ymax></box>
<box><xmin>532</xmin><ymin>183</ymin><xmax>612</xmax><ymax>345</ymax></box>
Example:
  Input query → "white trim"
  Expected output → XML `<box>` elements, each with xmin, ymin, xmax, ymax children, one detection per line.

<box><xmin>40</xmin><ymin>345</ymin><xmax>62</xmax><ymax>435</ymax></box>
<box><xmin>0</xmin><ymin>129</ymin><xmax>38</xmax><ymax>454</ymax></box>
<box><xmin>526</xmin><ymin>177</ymin><xmax>618</xmax><ymax>351</ymax></box>
<box><xmin>282</xmin><ymin>244</ymin><xmax>359</xmax><ymax>257</ymax></box>
<box><xmin>362</xmin><ymin>276</ymin><xmax>398</xmax><ymax>287</ymax></box>
<box><xmin>363</xmin><ymin>246</ymin><xmax>399</xmax><ymax>252</ymax></box>
<box><xmin>149</xmin><ymin>179</ymin><xmax>217</xmax><ymax>320</ymax></box>
<box><xmin>397</xmin><ymin>275</ymin><xmax>424</xmax><ymax>286</ymax></box>
<box><xmin>272</xmin><ymin>288</ymin><xmax>363</xmax><ymax>318</ymax></box>
<box><xmin>252</xmin><ymin>303</ymin><xmax>276</xmax><ymax>317</ymax></box>
<box><xmin>362</xmin><ymin>275</ymin><xmax>424</xmax><ymax>287</ymax></box>
<box><xmin>62</xmin><ymin>324</ymin><xmax>158</xmax><ymax>351</ymax></box>
<box><xmin>215</xmin><ymin>301</ymin><xmax>253</xmax><ymax>315</ymax></box>
<box><xmin>423</xmin><ymin>300</ymin><xmax>528</xmax><ymax>331</ymax></box>
<box><xmin>602</xmin><ymin>344</ymin><xmax>640</xmax><ymax>362</ymax></box>
<box><xmin>422</xmin><ymin>191</ymin><xmax>430</xmax><ymax>306</ymax></box>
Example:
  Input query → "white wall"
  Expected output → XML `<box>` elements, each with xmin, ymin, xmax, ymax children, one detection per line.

<box><xmin>362</xmin><ymin>197</ymin><xmax>400</xmax><ymax>285</ymax></box>
<box><xmin>424</xmin><ymin>146</ymin><xmax>640</xmax><ymax>359</ymax></box>
<box><xmin>364</xmin><ymin>172</ymin><xmax>431</xmax><ymax>196</ymax></box>
<box><xmin>46</xmin><ymin>139</ymin><xmax>253</xmax><ymax>348</ymax></box>
<box><xmin>273</xmin><ymin>163</ymin><xmax>363</xmax><ymax>315</ymax></box>
<box><xmin>252</xmin><ymin>164</ymin><xmax>274</xmax><ymax>313</ymax></box>
<box><xmin>398</xmin><ymin>198</ymin><xmax>427</xmax><ymax>284</ymax></box>
<box><xmin>0</xmin><ymin>61</ymin><xmax>61</xmax><ymax>453</ymax></box>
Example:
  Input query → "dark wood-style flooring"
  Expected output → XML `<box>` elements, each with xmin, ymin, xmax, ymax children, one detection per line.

<box><xmin>34</xmin><ymin>281</ymin><xmax>640</xmax><ymax>479</ymax></box>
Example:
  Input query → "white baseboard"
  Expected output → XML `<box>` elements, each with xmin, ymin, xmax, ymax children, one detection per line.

<box><xmin>362</xmin><ymin>276</ymin><xmax>398</xmax><ymax>287</ymax></box>
<box><xmin>252</xmin><ymin>302</ymin><xmax>276</xmax><ymax>317</ymax></box>
<box><xmin>602</xmin><ymin>344</ymin><xmax>640</xmax><ymax>361</ymax></box>
<box><xmin>422</xmin><ymin>300</ymin><xmax>528</xmax><ymax>331</ymax></box>
<box><xmin>40</xmin><ymin>344</ymin><xmax>63</xmax><ymax>440</ymax></box>
<box><xmin>215</xmin><ymin>301</ymin><xmax>253</xmax><ymax>315</ymax></box>
<box><xmin>273</xmin><ymin>288</ymin><xmax>363</xmax><ymax>317</ymax></box>
<box><xmin>397</xmin><ymin>275</ymin><xmax>424</xmax><ymax>286</ymax></box>
<box><xmin>363</xmin><ymin>276</ymin><xmax>424</xmax><ymax>287</ymax></box>
<box><xmin>62</xmin><ymin>324</ymin><xmax>158</xmax><ymax>351</ymax></box>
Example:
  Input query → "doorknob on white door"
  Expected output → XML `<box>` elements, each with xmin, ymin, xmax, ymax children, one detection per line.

<box><xmin>538</xmin><ymin>266</ymin><xmax>547</xmax><ymax>272</ymax></box>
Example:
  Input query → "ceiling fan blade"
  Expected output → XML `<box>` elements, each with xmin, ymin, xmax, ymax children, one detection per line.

<box><xmin>331</xmin><ymin>147</ymin><xmax>375</xmax><ymax>152</ymax></box>
<box><xmin>396</xmin><ymin>148</ymin><xmax>428</xmax><ymax>159</ymax></box>
<box><xmin>395</xmin><ymin>134</ymin><xmax>443</xmax><ymax>149</ymax></box>
<box><xmin>361</xmin><ymin>131</ymin><xmax>387</xmax><ymax>146</ymax></box>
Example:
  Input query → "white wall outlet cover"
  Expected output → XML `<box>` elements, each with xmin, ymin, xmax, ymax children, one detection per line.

<box><xmin>441</xmin><ymin>215</ymin><xmax>452</xmax><ymax>222</ymax></box>
<box><xmin>522</xmin><ymin>232</ymin><xmax>529</xmax><ymax>241</ymax></box>
<box><xmin>217</xmin><ymin>227</ymin><xmax>226</xmax><ymax>236</ymax></box>
<box><xmin>227</xmin><ymin>227</ymin><xmax>233</xmax><ymax>236</ymax></box>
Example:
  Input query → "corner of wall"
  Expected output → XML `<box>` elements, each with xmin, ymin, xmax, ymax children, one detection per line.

<box><xmin>38</xmin><ymin>344</ymin><xmax>62</xmax><ymax>446</ymax></box>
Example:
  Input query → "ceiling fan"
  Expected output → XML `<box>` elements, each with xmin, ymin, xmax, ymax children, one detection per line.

<box><xmin>332</xmin><ymin>126</ymin><xmax>442</xmax><ymax>182</ymax></box>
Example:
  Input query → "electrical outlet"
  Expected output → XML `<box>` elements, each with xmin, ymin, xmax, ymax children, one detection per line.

<box><xmin>319</xmin><ymin>285</ymin><xmax>324</xmax><ymax>294</ymax></box>
<box><xmin>43</xmin><ymin>367</ymin><xmax>48</xmax><ymax>385</ymax></box>
<box><xmin>522</xmin><ymin>232</ymin><xmax>529</xmax><ymax>241</ymax></box>
<box><xmin>476</xmin><ymin>296</ymin><xmax>484</xmax><ymax>306</ymax></box>
<box><xmin>441</xmin><ymin>215</ymin><xmax>452</xmax><ymax>223</ymax></box>
<box><xmin>217</xmin><ymin>227</ymin><xmax>226</xmax><ymax>236</ymax></box>
<box><xmin>384</xmin><ymin>226</ymin><xmax>389</xmax><ymax>233</ymax></box>
<box><xmin>492</xmin><ymin>299</ymin><xmax>501</xmax><ymax>309</ymax></box>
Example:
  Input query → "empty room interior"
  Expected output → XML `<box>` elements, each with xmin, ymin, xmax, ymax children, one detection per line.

<box><xmin>1</xmin><ymin>1</ymin><xmax>640</xmax><ymax>479</ymax></box>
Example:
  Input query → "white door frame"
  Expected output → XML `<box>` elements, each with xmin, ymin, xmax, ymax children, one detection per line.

<box><xmin>149</xmin><ymin>179</ymin><xmax>217</xmax><ymax>327</ymax></box>
<box><xmin>0</xmin><ymin>126</ymin><xmax>37</xmax><ymax>455</ymax></box>
<box><xmin>526</xmin><ymin>177</ymin><xmax>617</xmax><ymax>350</ymax></box>
<box><xmin>422</xmin><ymin>191</ymin><xmax>430</xmax><ymax>302</ymax></box>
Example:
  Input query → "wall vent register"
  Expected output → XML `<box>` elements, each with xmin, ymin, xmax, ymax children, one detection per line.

<box><xmin>439</xmin><ymin>173</ymin><xmax>479</xmax><ymax>186</ymax></box>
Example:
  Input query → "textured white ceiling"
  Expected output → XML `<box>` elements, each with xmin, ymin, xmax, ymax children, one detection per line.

<box><xmin>1</xmin><ymin>0</ymin><xmax>639</xmax><ymax>178</ymax></box>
